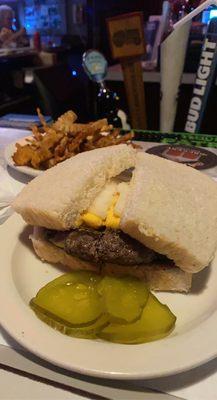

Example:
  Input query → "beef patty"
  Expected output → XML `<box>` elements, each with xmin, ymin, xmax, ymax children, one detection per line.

<box><xmin>46</xmin><ymin>227</ymin><xmax>157</xmax><ymax>266</ymax></box>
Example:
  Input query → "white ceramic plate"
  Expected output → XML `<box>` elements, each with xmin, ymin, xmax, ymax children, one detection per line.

<box><xmin>0</xmin><ymin>214</ymin><xmax>217</xmax><ymax>379</ymax></box>
<box><xmin>4</xmin><ymin>138</ymin><xmax>43</xmax><ymax>178</ymax></box>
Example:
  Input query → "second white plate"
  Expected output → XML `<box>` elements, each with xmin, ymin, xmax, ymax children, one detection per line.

<box><xmin>4</xmin><ymin>139</ymin><xmax>43</xmax><ymax>178</ymax></box>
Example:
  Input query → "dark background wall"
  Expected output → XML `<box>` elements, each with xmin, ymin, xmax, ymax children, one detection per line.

<box><xmin>86</xmin><ymin>0</ymin><xmax>163</xmax><ymax>61</ymax></box>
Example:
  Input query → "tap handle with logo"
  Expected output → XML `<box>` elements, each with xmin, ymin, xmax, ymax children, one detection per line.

<box><xmin>82</xmin><ymin>49</ymin><xmax>122</xmax><ymax>127</ymax></box>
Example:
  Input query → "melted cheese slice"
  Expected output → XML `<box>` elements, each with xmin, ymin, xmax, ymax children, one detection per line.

<box><xmin>80</xmin><ymin>180</ymin><xmax>130</xmax><ymax>229</ymax></box>
<box><xmin>105</xmin><ymin>193</ymin><xmax>120</xmax><ymax>229</ymax></box>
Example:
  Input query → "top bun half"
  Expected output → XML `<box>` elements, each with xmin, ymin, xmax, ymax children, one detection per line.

<box><xmin>121</xmin><ymin>152</ymin><xmax>217</xmax><ymax>273</ymax></box>
<box><xmin>12</xmin><ymin>144</ymin><xmax>136</xmax><ymax>230</ymax></box>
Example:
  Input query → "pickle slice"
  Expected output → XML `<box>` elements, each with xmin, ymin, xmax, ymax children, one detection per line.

<box><xmin>38</xmin><ymin>271</ymin><xmax>101</xmax><ymax>293</ymax></box>
<box><xmin>30</xmin><ymin>272</ymin><xmax>177</xmax><ymax>344</ymax></box>
<box><xmin>98</xmin><ymin>294</ymin><xmax>176</xmax><ymax>344</ymax></box>
<box><xmin>97</xmin><ymin>276</ymin><xmax>149</xmax><ymax>322</ymax></box>
<box><xmin>31</xmin><ymin>301</ymin><xmax>109</xmax><ymax>338</ymax></box>
<box><xmin>31</xmin><ymin>271</ymin><xmax>104</xmax><ymax>325</ymax></box>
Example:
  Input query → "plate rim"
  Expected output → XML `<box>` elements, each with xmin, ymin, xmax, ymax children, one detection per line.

<box><xmin>4</xmin><ymin>139</ymin><xmax>43</xmax><ymax>178</ymax></box>
<box><xmin>0</xmin><ymin>214</ymin><xmax>217</xmax><ymax>380</ymax></box>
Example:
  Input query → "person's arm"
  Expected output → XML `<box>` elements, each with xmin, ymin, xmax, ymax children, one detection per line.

<box><xmin>0</xmin><ymin>27</ymin><xmax>13</xmax><ymax>45</ymax></box>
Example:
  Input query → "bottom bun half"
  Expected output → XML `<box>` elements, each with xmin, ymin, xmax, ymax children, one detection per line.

<box><xmin>31</xmin><ymin>227</ymin><xmax>192</xmax><ymax>293</ymax></box>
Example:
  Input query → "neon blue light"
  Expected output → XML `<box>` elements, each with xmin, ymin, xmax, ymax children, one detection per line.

<box><xmin>202</xmin><ymin>8</ymin><xmax>217</xmax><ymax>24</ymax></box>
<box><xmin>72</xmin><ymin>70</ymin><xmax>77</xmax><ymax>76</ymax></box>
<box><xmin>210</xmin><ymin>10</ymin><xmax>217</xmax><ymax>18</ymax></box>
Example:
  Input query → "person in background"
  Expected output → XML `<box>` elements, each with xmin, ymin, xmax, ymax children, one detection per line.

<box><xmin>0</xmin><ymin>5</ymin><xmax>29</xmax><ymax>48</ymax></box>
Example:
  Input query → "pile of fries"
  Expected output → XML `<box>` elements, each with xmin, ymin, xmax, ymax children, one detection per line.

<box><xmin>12</xmin><ymin>109</ymin><xmax>135</xmax><ymax>170</ymax></box>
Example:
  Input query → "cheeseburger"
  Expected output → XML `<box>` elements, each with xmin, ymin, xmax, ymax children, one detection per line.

<box><xmin>13</xmin><ymin>144</ymin><xmax>217</xmax><ymax>292</ymax></box>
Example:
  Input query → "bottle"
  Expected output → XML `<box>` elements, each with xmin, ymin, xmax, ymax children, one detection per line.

<box><xmin>82</xmin><ymin>49</ymin><xmax>123</xmax><ymax>127</ymax></box>
<box><xmin>33</xmin><ymin>31</ymin><xmax>41</xmax><ymax>51</ymax></box>
<box><xmin>97</xmin><ymin>83</ymin><xmax>122</xmax><ymax>127</ymax></box>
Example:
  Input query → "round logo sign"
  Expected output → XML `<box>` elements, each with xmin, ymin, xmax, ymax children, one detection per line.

<box><xmin>82</xmin><ymin>50</ymin><xmax>108</xmax><ymax>83</ymax></box>
<box><xmin>146</xmin><ymin>145</ymin><xmax>217</xmax><ymax>170</ymax></box>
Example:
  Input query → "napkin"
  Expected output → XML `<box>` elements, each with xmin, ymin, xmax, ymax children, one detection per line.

<box><xmin>0</xmin><ymin>166</ymin><xmax>25</xmax><ymax>224</ymax></box>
